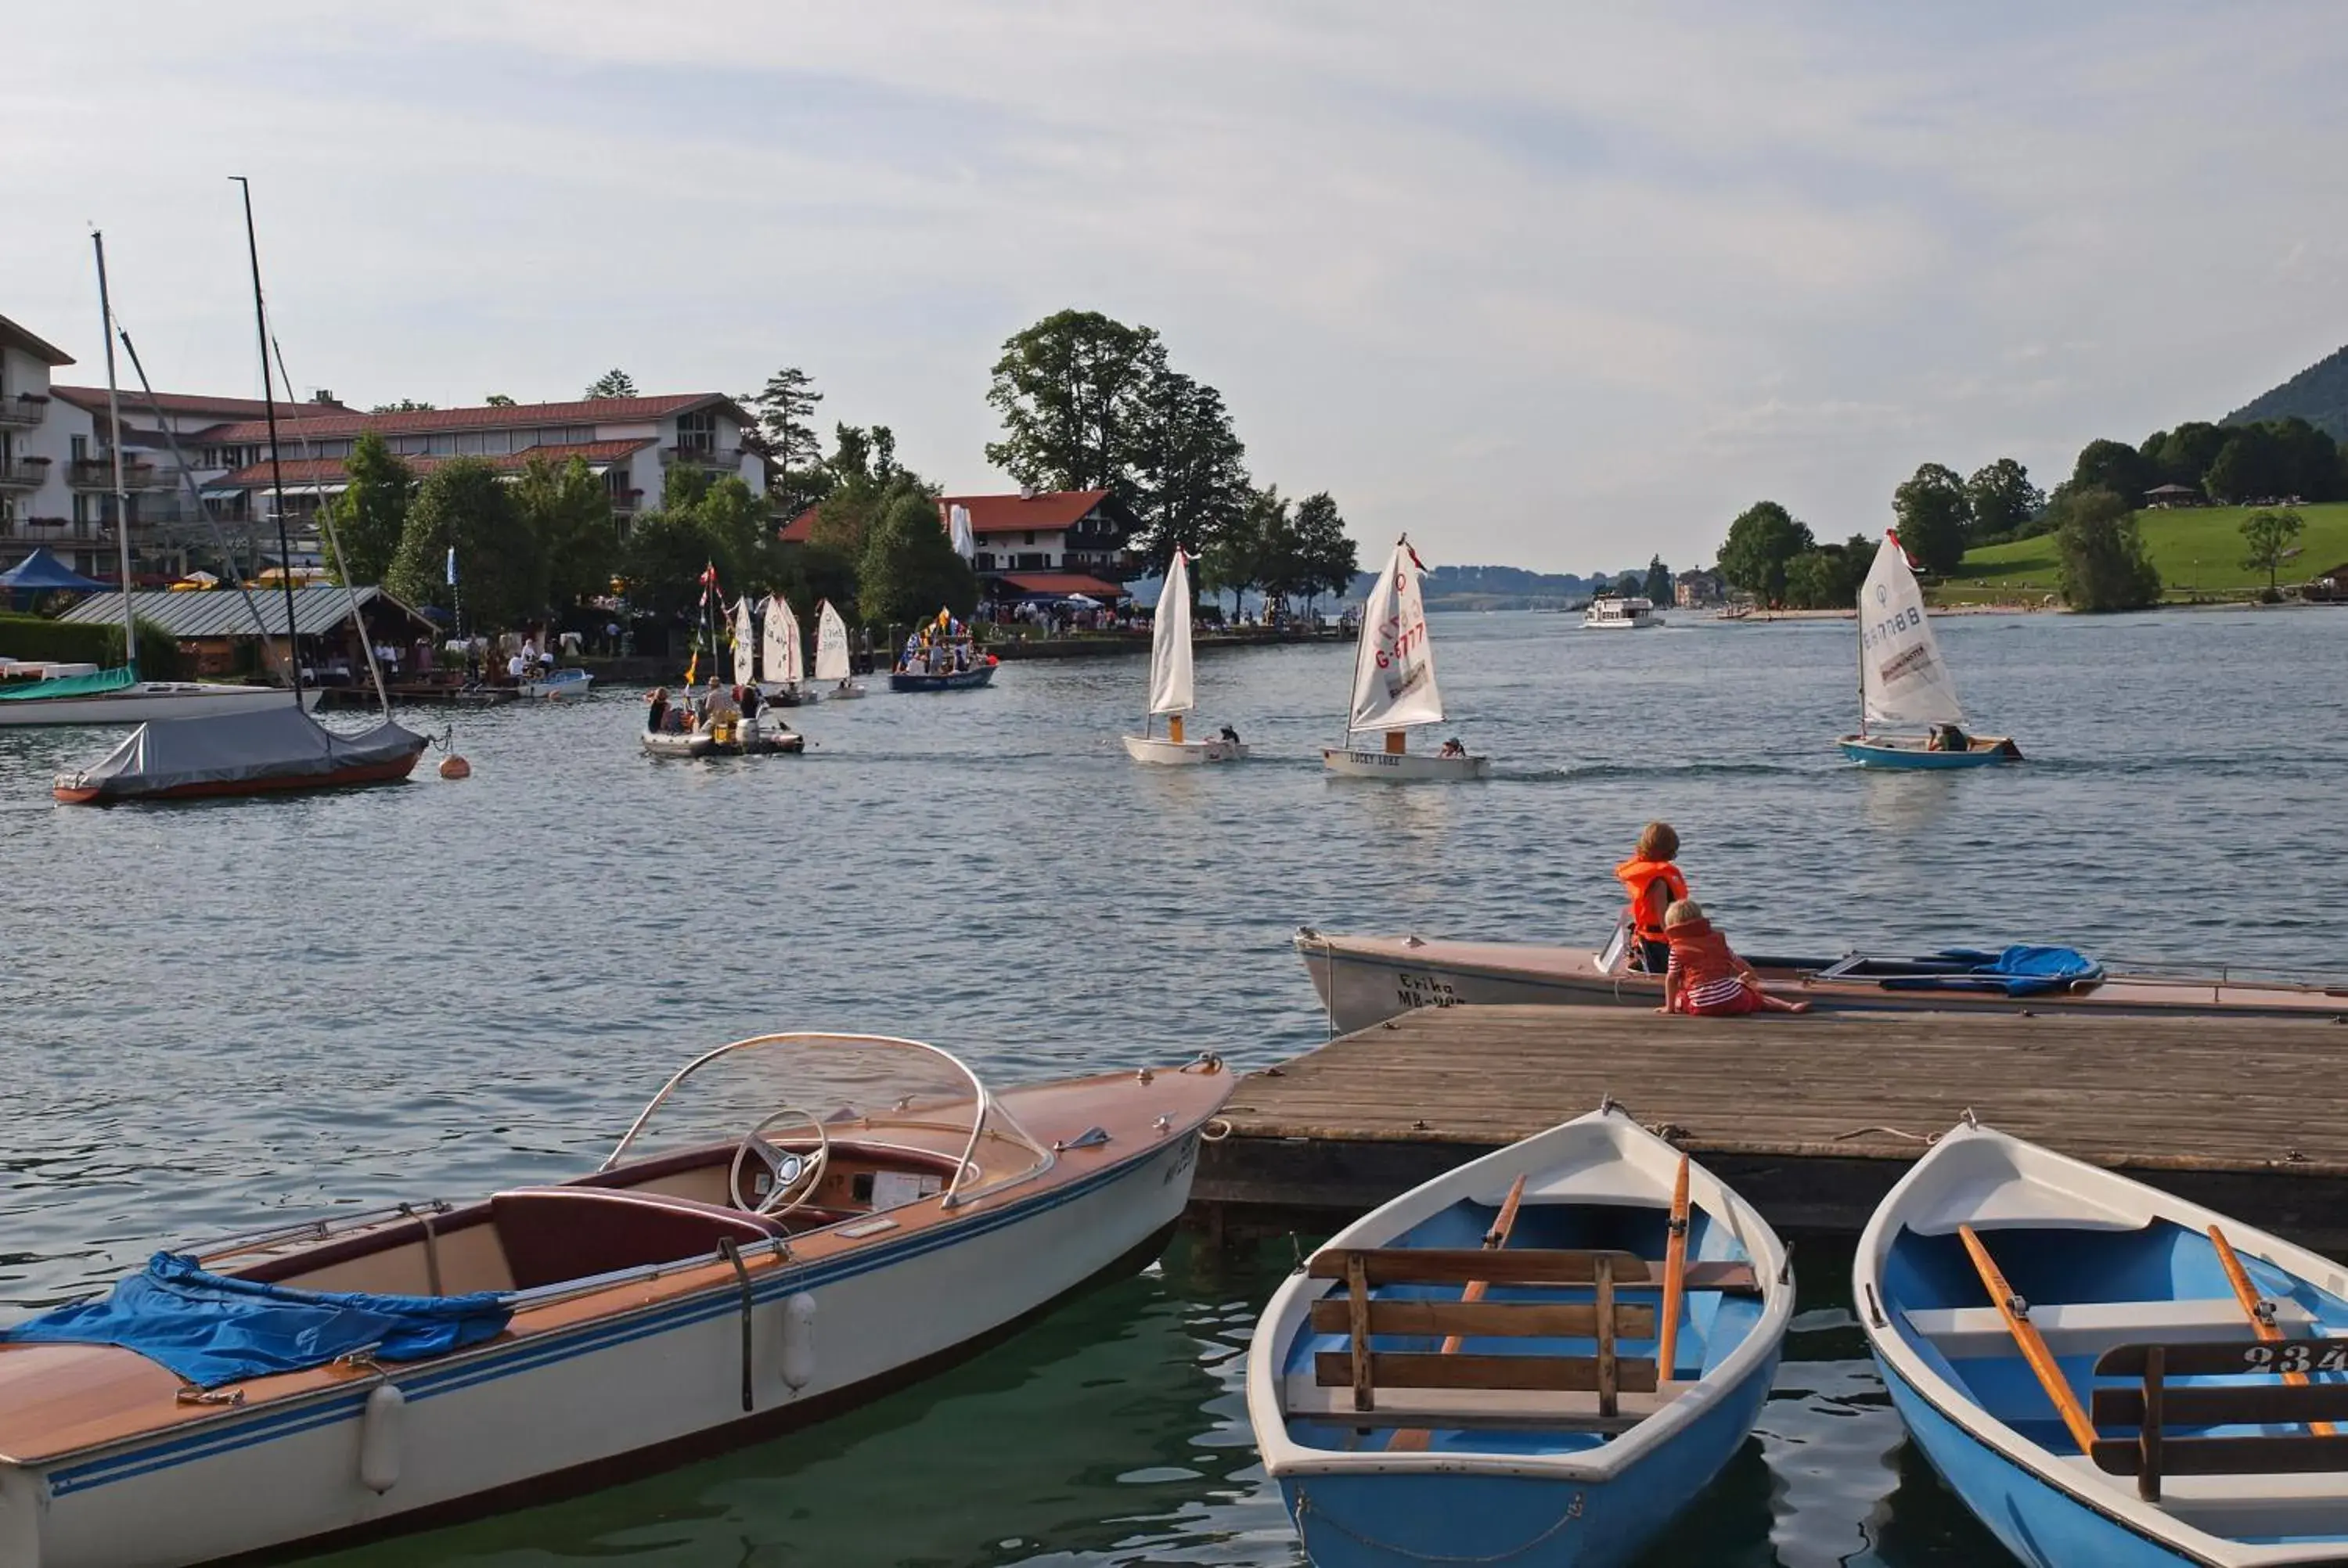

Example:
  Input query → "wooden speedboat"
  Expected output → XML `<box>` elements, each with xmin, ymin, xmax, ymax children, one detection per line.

<box><xmin>1857</xmin><ymin>1119</ymin><xmax>2348</xmax><ymax>1566</ymax></box>
<box><xmin>1294</xmin><ymin>926</ymin><xmax>2348</xmax><ymax>1034</ymax></box>
<box><xmin>1248</xmin><ymin>1103</ymin><xmax>1792</xmax><ymax>1568</ymax></box>
<box><xmin>0</xmin><ymin>1032</ymin><xmax>1233</xmax><ymax>1568</ymax></box>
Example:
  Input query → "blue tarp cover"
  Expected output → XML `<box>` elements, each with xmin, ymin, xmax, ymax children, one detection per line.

<box><xmin>1882</xmin><ymin>944</ymin><xmax>2104</xmax><ymax>997</ymax></box>
<box><xmin>0</xmin><ymin>1252</ymin><xmax>510</xmax><ymax>1387</ymax></box>
<box><xmin>0</xmin><ymin>546</ymin><xmax>105</xmax><ymax>592</ymax></box>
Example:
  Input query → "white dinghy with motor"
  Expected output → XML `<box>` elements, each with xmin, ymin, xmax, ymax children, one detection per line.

<box><xmin>1122</xmin><ymin>547</ymin><xmax>1244</xmax><ymax>764</ymax></box>
<box><xmin>1322</xmin><ymin>534</ymin><xmax>1489</xmax><ymax>781</ymax></box>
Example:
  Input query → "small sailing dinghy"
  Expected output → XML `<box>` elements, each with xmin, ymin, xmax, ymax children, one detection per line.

<box><xmin>1857</xmin><ymin>1119</ymin><xmax>2348</xmax><ymax>1567</ymax></box>
<box><xmin>1123</xmin><ymin>548</ymin><xmax>1243</xmax><ymax>764</ymax></box>
<box><xmin>1248</xmin><ymin>1102</ymin><xmax>1792</xmax><ymax>1568</ymax></box>
<box><xmin>761</xmin><ymin>592</ymin><xmax>816</xmax><ymax>705</ymax></box>
<box><xmin>1838</xmin><ymin>534</ymin><xmax>2020</xmax><ymax>768</ymax></box>
<box><xmin>1323</xmin><ymin>535</ymin><xmax>1488</xmax><ymax>780</ymax></box>
<box><xmin>814</xmin><ymin>599</ymin><xmax>866</xmax><ymax>699</ymax></box>
<box><xmin>0</xmin><ymin>1032</ymin><xmax>1233</xmax><ymax>1568</ymax></box>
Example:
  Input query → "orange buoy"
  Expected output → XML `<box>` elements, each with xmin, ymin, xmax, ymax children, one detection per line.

<box><xmin>438</xmin><ymin>754</ymin><xmax>472</xmax><ymax>780</ymax></box>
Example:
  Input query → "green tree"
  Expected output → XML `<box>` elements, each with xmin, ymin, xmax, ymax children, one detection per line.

<box><xmin>1287</xmin><ymin>491</ymin><xmax>1358</xmax><ymax>612</ymax></box>
<box><xmin>484</xmin><ymin>393</ymin><xmax>517</xmax><ymax>407</ymax></box>
<box><xmin>2240</xmin><ymin>509</ymin><xmax>2305</xmax><ymax>592</ymax></box>
<box><xmin>1716</xmin><ymin>501</ymin><xmax>1814</xmax><ymax>605</ymax></box>
<box><xmin>1963</xmin><ymin>459</ymin><xmax>2044</xmax><ymax>544</ymax></box>
<box><xmin>369</xmin><ymin>398</ymin><xmax>436</xmax><ymax>413</ymax></box>
<box><xmin>1239</xmin><ymin>487</ymin><xmax>1302</xmax><ymax>613</ymax></box>
<box><xmin>2142</xmin><ymin>422</ymin><xmax>2227</xmax><ymax>491</ymax></box>
<box><xmin>1131</xmin><ymin>369</ymin><xmax>1250</xmax><ymax>574</ymax></box>
<box><xmin>585</xmin><ymin>369</ymin><xmax>638</xmax><ymax>400</ymax></box>
<box><xmin>2053</xmin><ymin>488</ymin><xmax>2162</xmax><ymax>612</ymax></box>
<box><xmin>1197</xmin><ymin>502</ymin><xmax>1266</xmax><ymax>617</ymax></box>
<box><xmin>2266</xmin><ymin>417</ymin><xmax>2342</xmax><ymax>502</ymax></box>
<box><xmin>695</xmin><ymin>477</ymin><xmax>773</xmax><ymax>594</ymax></box>
<box><xmin>1892</xmin><ymin>462</ymin><xmax>1970</xmax><ymax>575</ymax></box>
<box><xmin>1781</xmin><ymin>535</ymin><xmax>1874</xmax><ymax>610</ymax></box>
<box><xmin>2070</xmin><ymin>438</ymin><xmax>2153</xmax><ymax>505</ymax></box>
<box><xmin>386</xmin><ymin>458</ymin><xmax>546</xmax><ymax>631</ymax></box>
<box><xmin>1641</xmin><ymin>555</ymin><xmax>1671</xmax><ymax>602</ymax></box>
<box><xmin>618</xmin><ymin>510</ymin><xmax>718</xmax><ymax>624</ymax></box>
<box><xmin>984</xmin><ymin>309</ymin><xmax>1166</xmax><ymax>501</ymax></box>
<box><xmin>514</xmin><ymin>453</ymin><xmax>617</xmax><ymax>610</ymax></box>
<box><xmin>747</xmin><ymin>366</ymin><xmax>824</xmax><ymax>471</ymax></box>
<box><xmin>323</xmin><ymin>430</ymin><xmax>413</xmax><ymax>586</ymax></box>
<box><xmin>858</xmin><ymin>489</ymin><xmax>976</xmax><ymax>625</ymax></box>
<box><xmin>2205</xmin><ymin>425</ymin><xmax>2281</xmax><ymax>503</ymax></box>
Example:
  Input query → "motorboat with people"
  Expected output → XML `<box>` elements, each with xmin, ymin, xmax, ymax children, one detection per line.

<box><xmin>516</xmin><ymin>667</ymin><xmax>593</xmax><ymax>699</ymax></box>
<box><xmin>1856</xmin><ymin>1119</ymin><xmax>2348</xmax><ymax>1566</ymax></box>
<box><xmin>1123</xmin><ymin>548</ymin><xmax>1245</xmax><ymax>764</ymax></box>
<box><xmin>1248</xmin><ymin>1102</ymin><xmax>1792</xmax><ymax>1568</ymax></box>
<box><xmin>0</xmin><ymin>1031</ymin><xmax>1234</xmax><ymax>1568</ymax></box>
<box><xmin>814</xmin><ymin>600</ymin><xmax>866</xmax><ymax>699</ymax></box>
<box><xmin>1323</xmin><ymin>535</ymin><xmax>1489</xmax><ymax>781</ymax></box>
<box><xmin>1294</xmin><ymin>923</ymin><xmax>2348</xmax><ymax>1034</ymax></box>
<box><xmin>1582</xmin><ymin>595</ymin><xmax>1661</xmax><ymax>630</ymax></box>
<box><xmin>889</xmin><ymin>611</ymin><xmax>997</xmax><ymax>692</ymax></box>
<box><xmin>1838</xmin><ymin>534</ymin><xmax>2020</xmax><ymax>768</ymax></box>
<box><xmin>640</xmin><ymin>682</ymin><xmax>804</xmax><ymax>758</ymax></box>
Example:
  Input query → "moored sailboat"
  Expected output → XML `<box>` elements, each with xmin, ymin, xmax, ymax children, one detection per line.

<box><xmin>814</xmin><ymin>599</ymin><xmax>866</xmax><ymax>699</ymax></box>
<box><xmin>1838</xmin><ymin>534</ymin><xmax>2020</xmax><ymax>768</ymax></box>
<box><xmin>1122</xmin><ymin>548</ymin><xmax>1242</xmax><ymax>764</ymax></box>
<box><xmin>1323</xmin><ymin>535</ymin><xmax>1487</xmax><ymax>780</ymax></box>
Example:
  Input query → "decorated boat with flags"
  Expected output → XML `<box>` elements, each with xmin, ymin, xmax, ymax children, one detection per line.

<box><xmin>0</xmin><ymin>1031</ymin><xmax>1233</xmax><ymax>1568</ymax></box>
<box><xmin>1323</xmin><ymin>536</ymin><xmax>1487</xmax><ymax>780</ymax></box>
<box><xmin>1839</xmin><ymin>534</ymin><xmax>2020</xmax><ymax>768</ymax></box>
<box><xmin>814</xmin><ymin>600</ymin><xmax>866</xmax><ymax>699</ymax></box>
<box><xmin>1123</xmin><ymin>548</ymin><xmax>1244</xmax><ymax>764</ymax></box>
<box><xmin>890</xmin><ymin>610</ymin><xmax>996</xmax><ymax>692</ymax></box>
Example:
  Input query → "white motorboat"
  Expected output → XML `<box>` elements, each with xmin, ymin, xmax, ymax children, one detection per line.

<box><xmin>1122</xmin><ymin>548</ymin><xmax>1244</xmax><ymax>764</ymax></box>
<box><xmin>1248</xmin><ymin>1103</ymin><xmax>1792</xmax><ymax>1568</ymax></box>
<box><xmin>516</xmin><ymin>667</ymin><xmax>593</xmax><ymax>699</ymax></box>
<box><xmin>1323</xmin><ymin>535</ymin><xmax>1489</xmax><ymax>780</ymax></box>
<box><xmin>0</xmin><ymin>675</ymin><xmax>319</xmax><ymax>726</ymax></box>
<box><xmin>814</xmin><ymin>600</ymin><xmax>866</xmax><ymax>699</ymax></box>
<box><xmin>0</xmin><ymin>1031</ymin><xmax>1233</xmax><ymax>1568</ymax></box>
<box><xmin>1582</xmin><ymin>595</ymin><xmax>1661</xmax><ymax>630</ymax></box>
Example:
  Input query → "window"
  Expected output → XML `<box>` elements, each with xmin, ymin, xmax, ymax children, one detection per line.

<box><xmin>428</xmin><ymin>434</ymin><xmax>456</xmax><ymax>455</ymax></box>
<box><xmin>1024</xmin><ymin>530</ymin><xmax>1035</xmax><ymax>545</ymax></box>
<box><xmin>974</xmin><ymin>552</ymin><xmax>995</xmax><ymax>571</ymax></box>
<box><xmin>72</xmin><ymin>493</ymin><xmax>88</xmax><ymax>525</ymax></box>
<box><xmin>481</xmin><ymin>430</ymin><xmax>512</xmax><ymax>455</ymax></box>
<box><xmin>675</xmin><ymin>410</ymin><xmax>715</xmax><ymax>453</ymax></box>
<box><xmin>567</xmin><ymin>426</ymin><xmax>593</xmax><ymax>444</ymax></box>
<box><xmin>70</xmin><ymin>434</ymin><xmax>88</xmax><ymax>462</ymax></box>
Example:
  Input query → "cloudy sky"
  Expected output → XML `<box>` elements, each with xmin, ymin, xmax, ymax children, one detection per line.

<box><xmin>8</xmin><ymin>3</ymin><xmax>2345</xmax><ymax>572</ymax></box>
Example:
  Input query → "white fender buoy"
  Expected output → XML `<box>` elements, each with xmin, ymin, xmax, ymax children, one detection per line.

<box><xmin>781</xmin><ymin>1292</ymin><xmax>818</xmax><ymax>1390</ymax></box>
<box><xmin>359</xmin><ymin>1383</ymin><xmax>405</xmax><ymax>1493</ymax></box>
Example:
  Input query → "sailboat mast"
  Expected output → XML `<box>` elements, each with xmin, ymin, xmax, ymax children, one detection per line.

<box><xmin>232</xmin><ymin>176</ymin><xmax>303</xmax><ymax>703</ymax></box>
<box><xmin>91</xmin><ymin>232</ymin><xmax>136</xmax><ymax>671</ymax></box>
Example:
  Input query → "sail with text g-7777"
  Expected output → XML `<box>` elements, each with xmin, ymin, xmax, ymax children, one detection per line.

<box><xmin>1839</xmin><ymin>532</ymin><xmax>2021</xmax><ymax>768</ymax></box>
<box><xmin>1322</xmin><ymin>535</ymin><xmax>1488</xmax><ymax>778</ymax></box>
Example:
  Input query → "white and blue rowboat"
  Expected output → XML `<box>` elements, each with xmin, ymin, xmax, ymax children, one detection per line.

<box><xmin>1246</xmin><ymin>1104</ymin><xmax>1793</xmax><ymax>1568</ymax></box>
<box><xmin>1856</xmin><ymin>1119</ymin><xmax>2348</xmax><ymax>1567</ymax></box>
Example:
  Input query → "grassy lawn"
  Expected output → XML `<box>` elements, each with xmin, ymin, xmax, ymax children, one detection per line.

<box><xmin>1943</xmin><ymin>502</ymin><xmax>2348</xmax><ymax>600</ymax></box>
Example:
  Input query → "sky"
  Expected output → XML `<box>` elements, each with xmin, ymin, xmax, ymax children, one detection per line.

<box><xmin>7</xmin><ymin>2</ymin><xmax>2346</xmax><ymax>574</ymax></box>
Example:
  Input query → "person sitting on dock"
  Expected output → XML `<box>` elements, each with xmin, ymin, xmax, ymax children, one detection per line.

<box><xmin>1615</xmin><ymin>822</ymin><xmax>1688</xmax><ymax>973</ymax></box>
<box><xmin>1660</xmin><ymin>900</ymin><xmax>1810</xmax><ymax>1016</ymax></box>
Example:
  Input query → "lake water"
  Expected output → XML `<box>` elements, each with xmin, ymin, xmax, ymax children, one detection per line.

<box><xmin>3</xmin><ymin>606</ymin><xmax>2343</xmax><ymax>1566</ymax></box>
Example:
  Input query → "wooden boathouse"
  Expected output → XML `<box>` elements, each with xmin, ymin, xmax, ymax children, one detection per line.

<box><xmin>1190</xmin><ymin>1004</ymin><xmax>2348</xmax><ymax>1251</ymax></box>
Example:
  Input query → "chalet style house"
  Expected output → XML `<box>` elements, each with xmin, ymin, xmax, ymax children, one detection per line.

<box><xmin>782</xmin><ymin>486</ymin><xmax>1141</xmax><ymax>603</ymax></box>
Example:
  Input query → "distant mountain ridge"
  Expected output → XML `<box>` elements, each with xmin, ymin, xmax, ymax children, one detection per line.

<box><xmin>2227</xmin><ymin>344</ymin><xmax>2348</xmax><ymax>441</ymax></box>
<box><xmin>1346</xmin><ymin>563</ymin><xmax>1601</xmax><ymax>608</ymax></box>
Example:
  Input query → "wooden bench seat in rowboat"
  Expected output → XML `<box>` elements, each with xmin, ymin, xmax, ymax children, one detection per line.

<box><xmin>1902</xmin><ymin>1298</ymin><xmax>2324</xmax><ymax>1359</ymax></box>
<box><xmin>2087</xmin><ymin>1340</ymin><xmax>2348</xmax><ymax>1505</ymax></box>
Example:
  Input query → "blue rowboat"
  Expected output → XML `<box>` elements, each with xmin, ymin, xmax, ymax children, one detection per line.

<box><xmin>1838</xmin><ymin>732</ymin><xmax>2023</xmax><ymax>769</ymax></box>
<box><xmin>887</xmin><ymin>661</ymin><xmax>996</xmax><ymax>692</ymax></box>
<box><xmin>1856</xmin><ymin>1120</ymin><xmax>2348</xmax><ymax>1567</ymax></box>
<box><xmin>1246</xmin><ymin>1104</ymin><xmax>1792</xmax><ymax>1568</ymax></box>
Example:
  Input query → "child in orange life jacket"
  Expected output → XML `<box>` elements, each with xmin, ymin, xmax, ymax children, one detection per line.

<box><xmin>1614</xmin><ymin>822</ymin><xmax>1687</xmax><ymax>973</ymax></box>
<box><xmin>1659</xmin><ymin>900</ymin><xmax>1810</xmax><ymax>1016</ymax></box>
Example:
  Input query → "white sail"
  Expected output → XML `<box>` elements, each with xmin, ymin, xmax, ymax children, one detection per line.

<box><xmin>815</xmin><ymin>600</ymin><xmax>852</xmax><ymax>682</ymax></box>
<box><xmin>763</xmin><ymin>594</ymin><xmax>805</xmax><ymax>686</ymax></box>
<box><xmin>731</xmin><ymin>597</ymin><xmax>756</xmax><ymax>687</ymax></box>
<box><xmin>1148</xmin><ymin>549</ymin><xmax>1197</xmax><ymax>716</ymax></box>
<box><xmin>948</xmin><ymin>503</ymin><xmax>976</xmax><ymax>560</ymax></box>
<box><xmin>1347</xmin><ymin>535</ymin><xmax>1445</xmax><ymax>733</ymax></box>
<box><xmin>1858</xmin><ymin>533</ymin><xmax>1963</xmax><ymax>728</ymax></box>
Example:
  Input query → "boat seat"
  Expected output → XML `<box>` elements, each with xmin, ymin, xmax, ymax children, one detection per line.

<box><xmin>1281</xmin><ymin>1376</ymin><xmax>1686</xmax><ymax>1433</ymax></box>
<box><xmin>491</xmin><ymin>1188</ymin><xmax>787</xmax><ymax>1292</ymax></box>
<box><xmin>2087</xmin><ymin>1340</ymin><xmax>2348</xmax><ymax>1503</ymax></box>
<box><xmin>1904</xmin><ymin>1299</ymin><xmax>2318</xmax><ymax>1358</ymax></box>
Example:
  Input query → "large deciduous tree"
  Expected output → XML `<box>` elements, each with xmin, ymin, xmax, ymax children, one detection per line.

<box><xmin>1131</xmin><ymin>369</ymin><xmax>1251</xmax><ymax>574</ymax></box>
<box><xmin>2069</xmin><ymin>438</ymin><xmax>2154</xmax><ymax>505</ymax></box>
<box><xmin>858</xmin><ymin>490</ymin><xmax>976</xmax><ymax>625</ymax></box>
<box><xmin>1642</xmin><ymin>556</ymin><xmax>1672</xmax><ymax>602</ymax></box>
<box><xmin>1963</xmin><ymin>459</ymin><xmax>2044</xmax><ymax>544</ymax></box>
<box><xmin>2053</xmin><ymin>488</ymin><xmax>2162</xmax><ymax>612</ymax></box>
<box><xmin>2240</xmin><ymin>509</ymin><xmax>2305</xmax><ymax>592</ymax></box>
<box><xmin>387</xmin><ymin>458</ymin><xmax>546</xmax><ymax>631</ymax></box>
<box><xmin>1892</xmin><ymin>462</ymin><xmax>1970</xmax><ymax>575</ymax></box>
<box><xmin>325</xmin><ymin>431</ymin><xmax>413</xmax><ymax>586</ymax></box>
<box><xmin>514</xmin><ymin>453</ymin><xmax>617</xmax><ymax>610</ymax></box>
<box><xmin>1716</xmin><ymin>501</ymin><xmax>1814</xmax><ymax>605</ymax></box>
<box><xmin>984</xmin><ymin>310</ymin><xmax>1166</xmax><ymax>501</ymax></box>
<box><xmin>1287</xmin><ymin>491</ymin><xmax>1359</xmax><ymax>612</ymax></box>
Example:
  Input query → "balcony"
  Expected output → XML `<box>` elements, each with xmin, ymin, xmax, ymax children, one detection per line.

<box><xmin>0</xmin><ymin>459</ymin><xmax>49</xmax><ymax>491</ymax></box>
<box><xmin>0</xmin><ymin>394</ymin><xmax>48</xmax><ymax>430</ymax></box>
<box><xmin>67</xmin><ymin>457</ymin><xmax>164</xmax><ymax>491</ymax></box>
<box><xmin>659</xmin><ymin>444</ymin><xmax>744</xmax><ymax>472</ymax></box>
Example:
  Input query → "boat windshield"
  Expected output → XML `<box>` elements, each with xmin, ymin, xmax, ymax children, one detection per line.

<box><xmin>599</xmin><ymin>1032</ymin><xmax>1052</xmax><ymax>1206</ymax></box>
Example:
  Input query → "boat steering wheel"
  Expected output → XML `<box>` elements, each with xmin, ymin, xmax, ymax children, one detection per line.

<box><xmin>727</xmin><ymin>1108</ymin><xmax>832</xmax><ymax>1218</ymax></box>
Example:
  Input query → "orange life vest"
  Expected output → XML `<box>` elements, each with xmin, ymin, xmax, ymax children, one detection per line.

<box><xmin>1614</xmin><ymin>857</ymin><xmax>1688</xmax><ymax>940</ymax></box>
<box><xmin>1662</xmin><ymin>919</ymin><xmax>1742</xmax><ymax>990</ymax></box>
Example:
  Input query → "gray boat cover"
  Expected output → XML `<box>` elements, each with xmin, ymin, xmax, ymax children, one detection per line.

<box><xmin>57</xmin><ymin>704</ymin><xmax>427</xmax><ymax>800</ymax></box>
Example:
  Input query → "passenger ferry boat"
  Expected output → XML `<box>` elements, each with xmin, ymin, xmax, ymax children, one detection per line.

<box><xmin>1582</xmin><ymin>595</ymin><xmax>1661</xmax><ymax>629</ymax></box>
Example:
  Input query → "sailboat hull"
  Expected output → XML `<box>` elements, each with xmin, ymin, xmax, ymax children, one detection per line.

<box><xmin>0</xmin><ymin>684</ymin><xmax>319</xmax><ymax>727</ymax></box>
<box><xmin>1322</xmin><ymin>747</ymin><xmax>1491</xmax><ymax>781</ymax></box>
<box><xmin>1122</xmin><ymin>734</ymin><xmax>1245</xmax><ymax>765</ymax></box>
<box><xmin>1838</xmin><ymin>735</ymin><xmax>2021</xmax><ymax>769</ymax></box>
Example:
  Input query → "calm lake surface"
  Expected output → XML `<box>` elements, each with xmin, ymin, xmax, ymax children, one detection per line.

<box><xmin>3</xmin><ymin>606</ymin><xmax>2343</xmax><ymax>1566</ymax></box>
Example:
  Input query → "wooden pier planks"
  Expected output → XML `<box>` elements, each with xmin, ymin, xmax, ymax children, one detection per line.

<box><xmin>1194</xmin><ymin>1005</ymin><xmax>2348</xmax><ymax>1247</ymax></box>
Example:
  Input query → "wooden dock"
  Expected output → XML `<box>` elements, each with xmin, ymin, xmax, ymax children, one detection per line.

<box><xmin>1192</xmin><ymin>1004</ymin><xmax>2348</xmax><ymax>1250</ymax></box>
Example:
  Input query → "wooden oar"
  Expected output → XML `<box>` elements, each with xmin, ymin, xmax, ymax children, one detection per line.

<box><xmin>1658</xmin><ymin>1155</ymin><xmax>1691</xmax><ymax>1381</ymax></box>
<box><xmin>2209</xmin><ymin>1224</ymin><xmax>2335</xmax><ymax>1436</ymax></box>
<box><xmin>1957</xmin><ymin>1224</ymin><xmax>2098</xmax><ymax>1455</ymax></box>
<box><xmin>1386</xmin><ymin>1173</ymin><xmax>1529</xmax><ymax>1453</ymax></box>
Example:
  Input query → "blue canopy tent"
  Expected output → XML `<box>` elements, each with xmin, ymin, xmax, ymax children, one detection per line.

<box><xmin>1</xmin><ymin>547</ymin><xmax>105</xmax><ymax>606</ymax></box>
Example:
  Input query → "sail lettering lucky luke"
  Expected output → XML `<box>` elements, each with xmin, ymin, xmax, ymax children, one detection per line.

<box><xmin>1857</xmin><ymin>533</ymin><xmax>1963</xmax><ymax>728</ymax></box>
<box><xmin>1348</xmin><ymin>538</ymin><xmax>1446</xmax><ymax>732</ymax></box>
